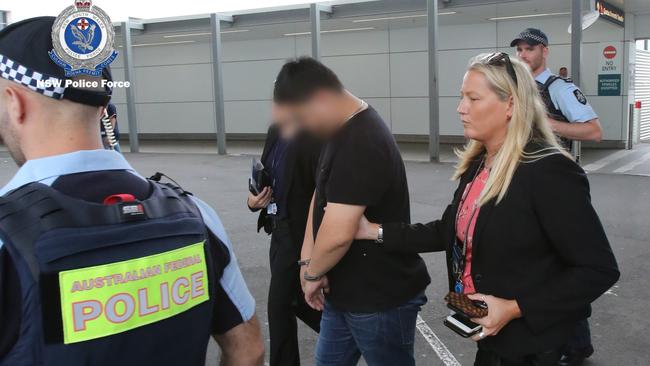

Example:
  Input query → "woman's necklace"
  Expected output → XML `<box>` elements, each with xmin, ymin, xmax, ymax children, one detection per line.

<box><xmin>485</xmin><ymin>152</ymin><xmax>496</xmax><ymax>170</ymax></box>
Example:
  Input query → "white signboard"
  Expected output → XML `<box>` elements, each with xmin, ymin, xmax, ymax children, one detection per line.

<box><xmin>599</xmin><ymin>42</ymin><xmax>622</xmax><ymax>74</ymax></box>
<box><xmin>598</xmin><ymin>42</ymin><xmax>623</xmax><ymax>96</ymax></box>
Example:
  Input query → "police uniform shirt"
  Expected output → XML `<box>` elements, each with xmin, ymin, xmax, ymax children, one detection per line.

<box><xmin>536</xmin><ymin>68</ymin><xmax>598</xmax><ymax>123</ymax></box>
<box><xmin>0</xmin><ymin>150</ymin><xmax>256</xmax><ymax>358</ymax></box>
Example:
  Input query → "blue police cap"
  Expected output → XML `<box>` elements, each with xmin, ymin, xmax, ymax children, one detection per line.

<box><xmin>0</xmin><ymin>16</ymin><xmax>112</xmax><ymax>106</ymax></box>
<box><xmin>510</xmin><ymin>28</ymin><xmax>549</xmax><ymax>47</ymax></box>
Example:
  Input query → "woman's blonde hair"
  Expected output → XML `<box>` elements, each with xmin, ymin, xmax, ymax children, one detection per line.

<box><xmin>453</xmin><ymin>53</ymin><xmax>572</xmax><ymax>205</ymax></box>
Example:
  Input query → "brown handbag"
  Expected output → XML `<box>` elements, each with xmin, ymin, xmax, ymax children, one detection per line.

<box><xmin>444</xmin><ymin>292</ymin><xmax>488</xmax><ymax>318</ymax></box>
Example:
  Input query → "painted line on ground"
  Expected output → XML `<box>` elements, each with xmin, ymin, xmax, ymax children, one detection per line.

<box><xmin>582</xmin><ymin>149</ymin><xmax>634</xmax><ymax>172</ymax></box>
<box><xmin>613</xmin><ymin>151</ymin><xmax>650</xmax><ymax>173</ymax></box>
<box><xmin>416</xmin><ymin>315</ymin><xmax>461</xmax><ymax>366</ymax></box>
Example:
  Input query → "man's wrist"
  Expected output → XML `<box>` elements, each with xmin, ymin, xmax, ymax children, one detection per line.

<box><xmin>247</xmin><ymin>197</ymin><xmax>260</xmax><ymax>211</ymax></box>
<box><xmin>303</xmin><ymin>270</ymin><xmax>322</xmax><ymax>282</ymax></box>
<box><xmin>375</xmin><ymin>224</ymin><xmax>383</xmax><ymax>244</ymax></box>
<box><xmin>509</xmin><ymin>299</ymin><xmax>522</xmax><ymax>320</ymax></box>
<box><xmin>367</xmin><ymin>223</ymin><xmax>381</xmax><ymax>241</ymax></box>
<box><xmin>298</xmin><ymin>259</ymin><xmax>311</xmax><ymax>266</ymax></box>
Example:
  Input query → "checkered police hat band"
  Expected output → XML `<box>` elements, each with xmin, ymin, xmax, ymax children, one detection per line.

<box><xmin>0</xmin><ymin>54</ymin><xmax>65</xmax><ymax>99</ymax></box>
<box><xmin>521</xmin><ymin>32</ymin><xmax>547</xmax><ymax>45</ymax></box>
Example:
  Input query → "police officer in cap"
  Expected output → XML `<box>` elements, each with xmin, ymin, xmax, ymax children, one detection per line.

<box><xmin>512</xmin><ymin>28</ymin><xmax>603</xmax><ymax>155</ymax></box>
<box><xmin>0</xmin><ymin>17</ymin><xmax>263</xmax><ymax>366</ymax></box>
<box><xmin>512</xmin><ymin>28</ymin><xmax>601</xmax><ymax>366</ymax></box>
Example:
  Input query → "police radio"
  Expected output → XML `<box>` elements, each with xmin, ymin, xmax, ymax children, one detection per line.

<box><xmin>101</xmin><ymin>109</ymin><xmax>118</xmax><ymax>150</ymax></box>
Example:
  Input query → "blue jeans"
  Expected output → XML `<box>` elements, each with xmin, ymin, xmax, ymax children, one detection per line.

<box><xmin>315</xmin><ymin>292</ymin><xmax>427</xmax><ymax>366</ymax></box>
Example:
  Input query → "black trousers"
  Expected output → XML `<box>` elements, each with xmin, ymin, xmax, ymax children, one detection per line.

<box><xmin>567</xmin><ymin>318</ymin><xmax>592</xmax><ymax>350</ymax></box>
<box><xmin>474</xmin><ymin>347</ymin><xmax>562</xmax><ymax>366</ymax></box>
<box><xmin>268</xmin><ymin>223</ymin><xmax>321</xmax><ymax>366</ymax></box>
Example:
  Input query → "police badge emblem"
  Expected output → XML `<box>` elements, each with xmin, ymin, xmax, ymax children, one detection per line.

<box><xmin>49</xmin><ymin>0</ymin><xmax>117</xmax><ymax>77</ymax></box>
<box><xmin>573</xmin><ymin>89</ymin><xmax>587</xmax><ymax>105</ymax></box>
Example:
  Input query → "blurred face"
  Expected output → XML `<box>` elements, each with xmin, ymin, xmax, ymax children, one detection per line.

<box><xmin>457</xmin><ymin>70</ymin><xmax>512</xmax><ymax>147</ymax></box>
<box><xmin>283</xmin><ymin>90</ymin><xmax>341</xmax><ymax>138</ymax></box>
<box><xmin>515</xmin><ymin>42</ymin><xmax>547</xmax><ymax>73</ymax></box>
<box><xmin>271</xmin><ymin>103</ymin><xmax>298</xmax><ymax>138</ymax></box>
<box><xmin>559</xmin><ymin>68</ymin><xmax>568</xmax><ymax>78</ymax></box>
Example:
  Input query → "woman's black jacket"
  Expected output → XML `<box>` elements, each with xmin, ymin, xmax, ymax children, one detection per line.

<box><xmin>382</xmin><ymin>144</ymin><xmax>620</xmax><ymax>359</ymax></box>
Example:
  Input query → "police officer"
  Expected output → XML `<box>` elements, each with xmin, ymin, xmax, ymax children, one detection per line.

<box><xmin>559</xmin><ymin>66</ymin><xmax>569</xmax><ymax>79</ymax></box>
<box><xmin>512</xmin><ymin>28</ymin><xmax>603</xmax><ymax>155</ymax></box>
<box><xmin>0</xmin><ymin>17</ymin><xmax>263</xmax><ymax>366</ymax></box>
<box><xmin>512</xmin><ymin>28</ymin><xmax>600</xmax><ymax>366</ymax></box>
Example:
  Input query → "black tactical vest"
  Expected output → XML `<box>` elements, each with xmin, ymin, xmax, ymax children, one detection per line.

<box><xmin>0</xmin><ymin>181</ymin><xmax>220</xmax><ymax>366</ymax></box>
<box><xmin>537</xmin><ymin>75</ymin><xmax>572</xmax><ymax>150</ymax></box>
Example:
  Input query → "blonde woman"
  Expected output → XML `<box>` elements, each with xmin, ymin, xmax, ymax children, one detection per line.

<box><xmin>355</xmin><ymin>53</ymin><xmax>619</xmax><ymax>366</ymax></box>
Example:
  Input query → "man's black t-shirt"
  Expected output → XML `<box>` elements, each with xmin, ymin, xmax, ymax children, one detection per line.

<box><xmin>313</xmin><ymin>106</ymin><xmax>430</xmax><ymax>313</ymax></box>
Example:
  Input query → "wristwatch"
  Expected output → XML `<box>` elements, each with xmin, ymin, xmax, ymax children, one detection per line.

<box><xmin>375</xmin><ymin>224</ymin><xmax>384</xmax><ymax>244</ymax></box>
<box><xmin>297</xmin><ymin>259</ymin><xmax>311</xmax><ymax>266</ymax></box>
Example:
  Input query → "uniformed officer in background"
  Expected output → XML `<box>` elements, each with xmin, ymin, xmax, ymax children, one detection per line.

<box><xmin>0</xmin><ymin>17</ymin><xmax>263</xmax><ymax>366</ymax></box>
<box><xmin>512</xmin><ymin>28</ymin><xmax>601</xmax><ymax>366</ymax></box>
<box><xmin>512</xmin><ymin>28</ymin><xmax>603</xmax><ymax>158</ymax></box>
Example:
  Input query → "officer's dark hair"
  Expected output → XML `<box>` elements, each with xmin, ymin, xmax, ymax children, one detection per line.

<box><xmin>273</xmin><ymin>57</ymin><xmax>343</xmax><ymax>103</ymax></box>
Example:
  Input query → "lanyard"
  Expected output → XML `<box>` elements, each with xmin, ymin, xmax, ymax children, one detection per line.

<box><xmin>452</xmin><ymin>158</ymin><xmax>486</xmax><ymax>290</ymax></box>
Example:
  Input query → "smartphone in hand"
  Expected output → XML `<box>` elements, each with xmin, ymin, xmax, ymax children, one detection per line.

<box><xmin>444</xmin><ymin>312</ymin><xmax>482</xmax><ymax>338</ymax></box>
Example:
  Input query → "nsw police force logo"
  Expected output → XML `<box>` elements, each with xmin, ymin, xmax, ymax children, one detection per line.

<box><xmin>49</xmin><ymin>0</ymin><xmax>117</xmax><ymax>77</ymax></box>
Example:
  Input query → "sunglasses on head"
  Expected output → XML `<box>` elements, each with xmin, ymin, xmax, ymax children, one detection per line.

<box><xmin>483</xmin><ymin>52</ymin><xmax>518</xmax><ymax>87</ymax></box>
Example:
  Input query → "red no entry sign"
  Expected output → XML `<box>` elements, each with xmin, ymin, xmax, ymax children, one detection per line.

<box><xmin>603</xmin><ymin>45</ymin><xmax>617</xmax><ymax>59</ymax></box>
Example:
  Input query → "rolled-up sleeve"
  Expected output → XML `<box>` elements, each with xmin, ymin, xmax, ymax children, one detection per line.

<box><xmin>516</xmin><ymin>154</ymin><xmax>619</xmax><ymax>334</ymax></box>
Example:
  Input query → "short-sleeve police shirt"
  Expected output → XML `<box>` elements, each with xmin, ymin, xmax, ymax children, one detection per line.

<box><xmin>312</xmin><ymin>106</ymin><xmax>430</xmax><ymax>313</ymax></box>
<box><xmin>536</xmin><ymin>68</ymin><xmax>598</xmax><ymax>123</ymax></box>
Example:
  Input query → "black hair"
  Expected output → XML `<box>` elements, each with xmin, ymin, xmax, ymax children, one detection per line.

<box><xmin>273</xmin><ymin>57</ymin><xmax>344</xmax><ymax>103</ymax></box>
